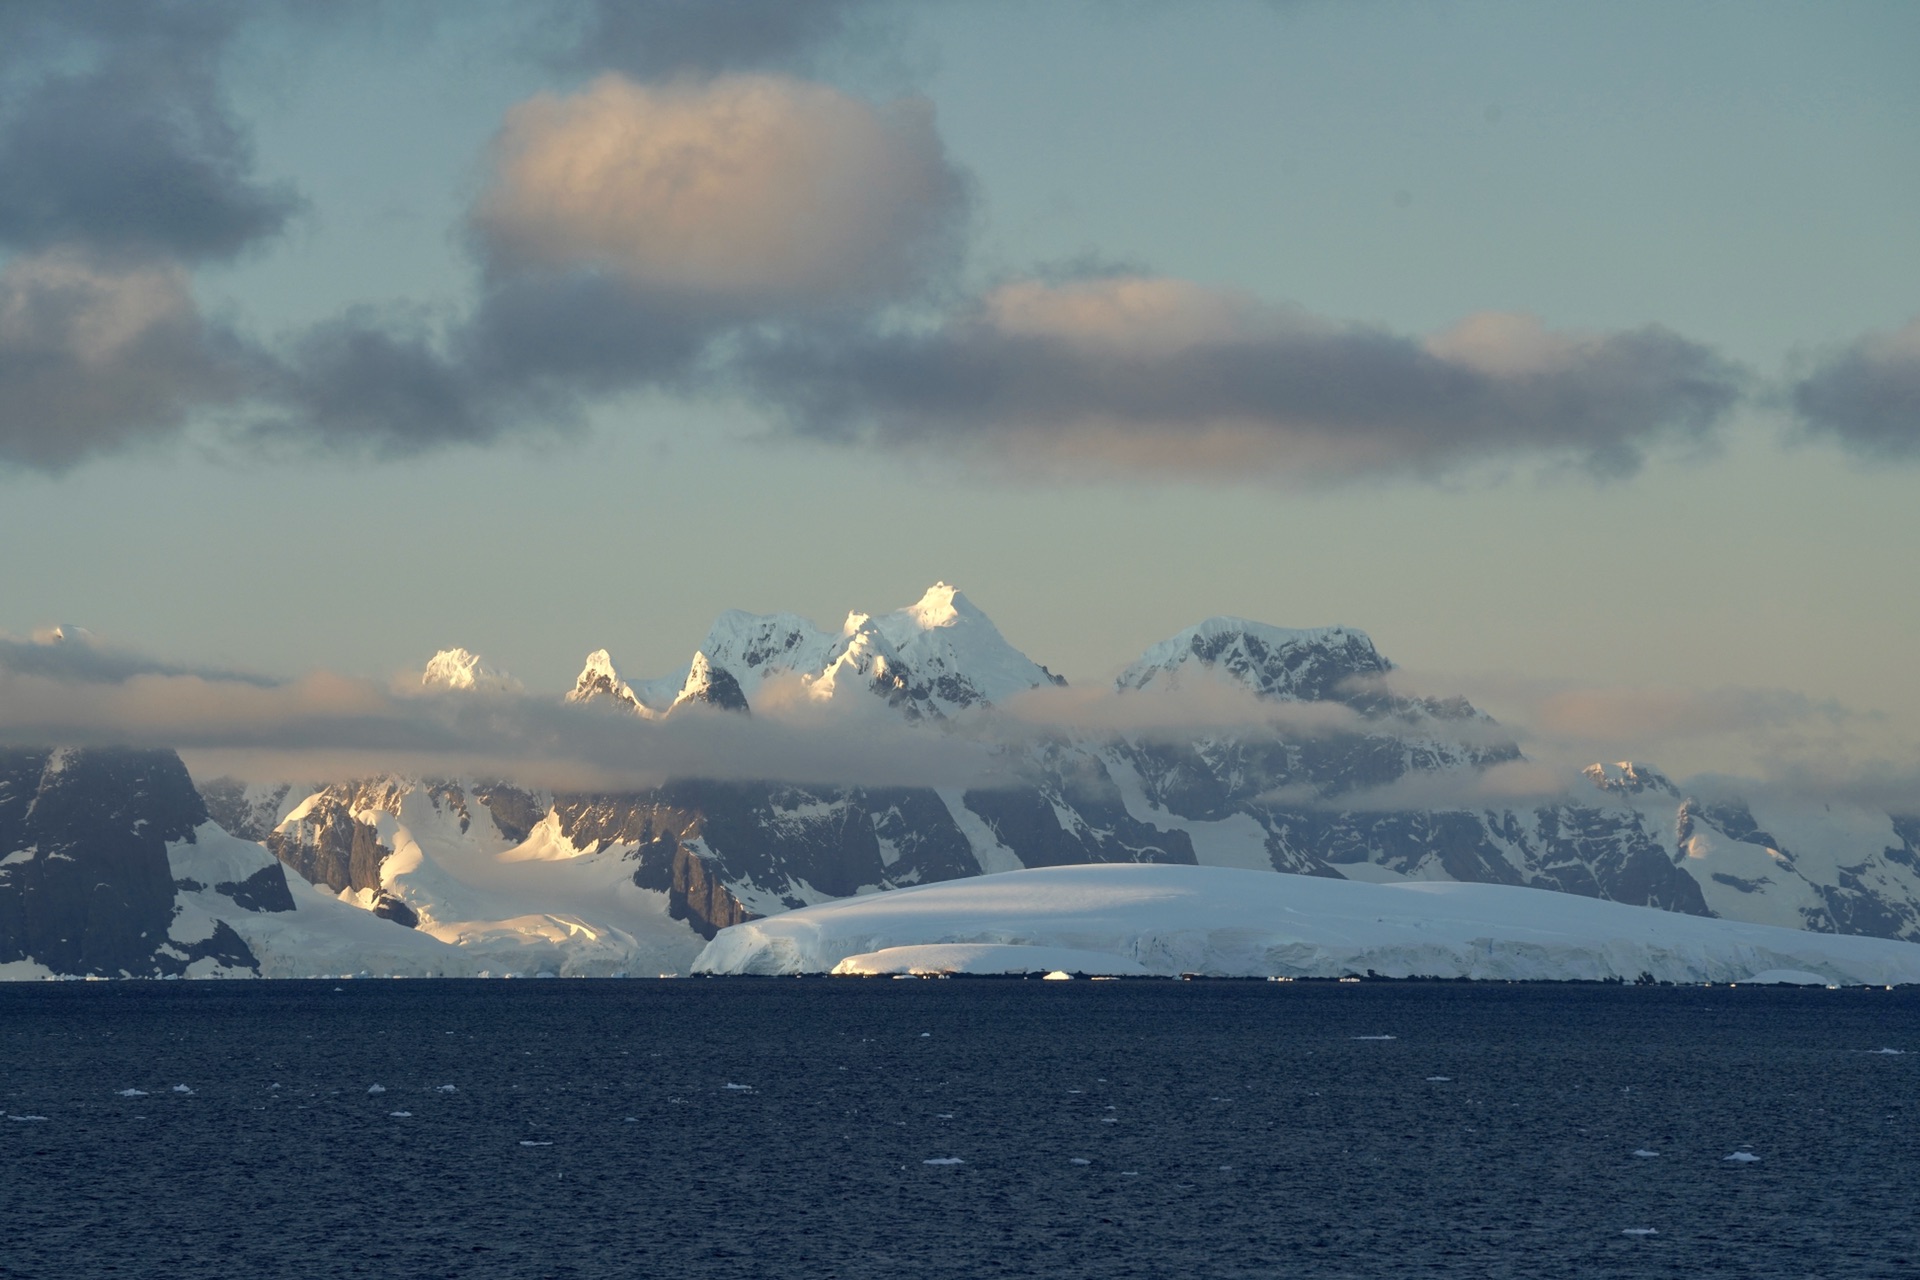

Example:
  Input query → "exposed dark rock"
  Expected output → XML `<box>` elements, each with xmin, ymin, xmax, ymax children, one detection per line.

<box><xmin>0</xmin><ymin>746</ymin><xmax>240</xmax><ymax>977</ymax></box>
<box><xmin>264</xmin><ymin>781</ymin><xmax>400</xmax><ymax>894</ymax></box>
<box><xmin>371</xmin><ymin>894</ymin><xmax>419</xmax><ymax>928</ymax></box>
<box><xmin>197</xmin><ymin>777</ymin><xmax>298</xmax><ymax>842</ymax></box>
<box><xmin>215</xmin><ymin>865</ymin><xmax>296</xmax><ymax>913</ymax></box>
<box><xmin>474</xmin><ymin>784</ymin><xmax>545</xmax><ymax>843</ymax></box>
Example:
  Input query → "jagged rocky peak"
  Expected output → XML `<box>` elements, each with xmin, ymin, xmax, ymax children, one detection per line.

<box><xmin>1584</xmin><ymin>761</ymin><xmax>1680</xmax><ymax>797</ymax></box>
<box><xmin>568</xmin><ymin>648</ymin><xmax>643</xmax><ymax>712</ymax></box>
<box><xmin>670</xmin><ymin>651</ymin><xmax>751</xmax><ymax>715</ymax></box>
<box><xmin>420</xmin><ymin>647</ymin><xmax>520</xmax><ymax>693</ymax></box>
<box><xmin>1117</xmin><ymin>617</ymin><xmax>1391</xmax><ymax>705</ymax></box>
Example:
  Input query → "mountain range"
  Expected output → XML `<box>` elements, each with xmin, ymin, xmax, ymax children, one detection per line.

<box><xmin>4</xmin><ymin>583</ymin><xmax>1918</xmax><ymax>978</ymax></box>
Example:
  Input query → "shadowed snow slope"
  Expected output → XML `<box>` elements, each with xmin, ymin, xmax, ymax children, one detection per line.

<box><xmin>693</xmin><ymin>863</ymin><xmax>1920</xmax><ymax>984</ymax></box>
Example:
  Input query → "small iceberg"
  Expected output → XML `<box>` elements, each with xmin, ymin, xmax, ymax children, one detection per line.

<box><xmin>1621</xmin><ymin>1228</ymin><xmax>1659</xmax><ymax>1236</ymax></box>
<box><xmin>923</xmin><ymin>1157</ymin><xmax>964</xmax><ymax>1166</ymax></box>
<box><xmin>171</xmin><ymin>1085</ymin><xmax>194</xmax><ymax>1095</ymax></box>
<box><xmin>722</xmin><ymin>1083</ymin><xmax>754</xmax><ymax>1092</ymax></box>
<box><xmin>1868</xmin><ymin>1048</ymin><xmax>1905</xmax><ymax>1055</ymax></box>
<box><xmin>1723</xmin><ymin>1151</ymin><xmax>1761</xmax><ymax>1163</ymax></box>
<box><xmin>1632</xmin><ymin>1149</ymin><xmax>1661</xmax><ymax>1159</ymax></box>
<box><xmin>387</xmin><ymin>1111</ymin><xmax>412</xmax><ymax>1118</ymax></box>
<box><xmin>518</xmin><ymin>1140</ymin><xmax>554</xmax><ymax>1147</ymax></box>
<box><xmin>115</xmin><ymin>1089</ymin><xmax>147</xmax><ymax>1098</ymax></box>
<box><xmin>367</xmin><ymin>1084</ymin><xmax>386</xmax><ymax>1095</ymax></box>
<box><xmin>1425</xmin><ymin>1076</ymin><xmax>1451</xmax><ymax>1082</ymax></box>
<box><xmin>437</xmin><ymin>1084</ymin><xmax>458</xmax><ymax>1092</ymax></box>
<box><xmin>1069</xmin><ymin>1158</ymin><xmax>1091</xmax><ymax>1166</ymax></box>
<box><xmin>1353</xmin><ymin>1035</ymin><xmax>1396</xmax><ymax>1041</ymax></box>
<box><xmin>8</xmin><ymin>1115</ymin><xmax>48</xmax><ymax>1122</ymax></box>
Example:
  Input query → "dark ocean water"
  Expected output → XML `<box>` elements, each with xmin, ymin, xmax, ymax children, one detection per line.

<box><xmin>1</xmin><ymin>979</ymin><xmax>1914</xmax><ymax>1280</ymax></box>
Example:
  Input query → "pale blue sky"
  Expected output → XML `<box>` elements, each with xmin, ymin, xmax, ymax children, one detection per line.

<box><xmin>3</xmin><ymin>0</ymin><xmax>1916</xmax><ymax>750</ymax></box>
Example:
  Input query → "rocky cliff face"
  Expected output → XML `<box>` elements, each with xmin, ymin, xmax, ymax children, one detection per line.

<box><xmin>0</xmin><ymin>747</ymin><xmax>278</xmax><ymax>976</ymax></box>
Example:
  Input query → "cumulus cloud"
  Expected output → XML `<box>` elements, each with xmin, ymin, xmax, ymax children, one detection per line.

<box><xmin>243</xmin><ymin>71</ymin><xmax>971</xmax><ymax>457</ymax></box>
<box><xmin>1790</xmin><ymin>318</ymin><xmax>1920</xmax><ymax>459</ymax></box>
<box><xmin>538</xmin><ymin>0</ymin><xmax>896</xmax><ymax>80</ymax></box>
<box><xmin>474</xmin><ymin>73</ymin><xmax>967</xmax><ymax>311</ymax></box>
<box><xmin>743</xmin><ymin>277</ymin><xmax>1747</xmax><ymax>481</ymax></box>
<box><xmin>0</xmin><ymin>9</ymin><xmax>1763</xmax><ymax>486</ymax></box>
<box><xmin>0</xmin><ymin>248</ymin><xmax>252</xmax><ymax>470</ymax></box>
<box><xmin>0</xmin><ymin>2</ymin><xmax>299</xmax><ymax>263</ymax></box>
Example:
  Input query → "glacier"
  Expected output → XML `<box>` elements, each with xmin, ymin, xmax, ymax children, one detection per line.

<box><xmin>692</xmin><ymin>863</ymin><xmax>1920</xmax><ymax>984</ymax></box>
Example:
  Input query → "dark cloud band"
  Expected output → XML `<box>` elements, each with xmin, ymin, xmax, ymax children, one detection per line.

<box><xmin>1790</xmin><ymin>321</ymin><xmax>1920</xmax><ymax>459</ymax></box>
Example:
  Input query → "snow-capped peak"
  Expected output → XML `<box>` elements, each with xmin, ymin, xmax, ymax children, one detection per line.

<box><xmin>568</xmin><ymin>649</ymin><xmax>642</xmax><ymax>712</ymax></box>
<box><xmin>1117</xmin><ymin>618</ymin><xmax>1389</xmax><ymax>704</ymax></box>
<box><xmin>30</xmin><ymin>623</ymin><xmax>94</xmax><ymax>646</ymax></box>
<box><xmin>697</xmin><ymin>610</ymin><xmax>839</xmax><ymax>700</ymax></box>
<box><xmin>1583</xmin><ymin>761</ymin><xmax>1679</xmax><ymax>797</ymax></box>
<box><xmin>670</xmin><ymin>651</ymin><xmax>751</xmax><ymax>714</ymax></box>
<box><xmin>900</xmin><ymin>581</ymin><xmax>964</xmax><ymax>631</ymax></box>
<box><xmin>861</xmin><ymin>583</ymin><xmax>1064</xmax><ymax>714</ymax></box>
<box><xmin>420</xmin><ymin>648</ymin><xmax>520</xmax><ymax>693</ymax></box>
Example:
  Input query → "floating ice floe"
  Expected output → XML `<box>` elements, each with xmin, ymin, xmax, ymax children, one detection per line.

<box><xmin>437</xmin><ymin>1084</ymin><xmax>458</xmax><ymax>1092</ymax></box>
<box><xmin>1425</xmin><ymin>1076</ymin><xmax>1451</xmax><ymax>1082</ymax></box>
<box><xmin>519</xmin><ymin>1140</ymin><xmax>554</xmax><ymax>1147</ymax></box>
<box><xmin>1868</xmin><ymin>1048</ymin><xmax>1905</xmax><ymax>1055</ymax></box>
<box><xmin>1724</xmin><ymin>1151</ymin><xmax>1762</xmax><ymax>1163</ymax></box>
<box><xmin>623</xmin><ymin>1117</ymin><xmax>638</xmax><ymax>1123</ymax></box>
<box><xmin>116</xmin><ymin>1089</ymin><xmax>147</xmax><ymax>1098</ymax></box>
<box><xmin>923</xmin><ymin>1157</ymin><xmax>964</xmax><ymax>1166</ymax></box>
<box><xmin>1632</xmin><ymin>1149</ymin><xmax>1661</xmax><ymax>1158</ymax></box>
<box><xmin>722</xmin><ymin>1083</ymin><xmax>754</xmax><ymax>1091</ymax></box>
<box><xmin>1070</xmin><ymin>1158</ymin><xmax>1091</xmax><ymax>1166</ymax></box>
<box><xmin>171</xmin><ymin>1085</ymin><xmax>193</xmax><ymax>1094</ymax></box>
<box><xmin>388</xmin><ymin>1111</ymin><xmax>411</xmax><ymax>1118</ymax></box>
<box><xmin>1622</xmin><ymin>1228</ymin><xmax>1659</xmax><ymax>1236</ymax></box>
<box><xmin>367</xmin><ymin>1084</ymin><xmax>386</xmax><ymax>1095</ymax></box>
<box><xmin>9</xmin><ymin>1115</ymin><xmax>49</xmax><ymax>1122</ymax></box>
<box><xmin>1354</xmin><ymin>1035</ymin><xmax>1396</xmax><ymax>1041</ymax></box>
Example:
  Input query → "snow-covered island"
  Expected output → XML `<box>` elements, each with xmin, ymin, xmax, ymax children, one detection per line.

<box><xmin>692</xmin><ymin>863</ymin><xmax>1920</xmax><ymax>985</ymax></box>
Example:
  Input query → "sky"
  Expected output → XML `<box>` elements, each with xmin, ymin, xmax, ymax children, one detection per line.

<box><xmin>1</xmin><ymin>0</ymin><xmax>1916</xmax><ymax>791</ymax></box>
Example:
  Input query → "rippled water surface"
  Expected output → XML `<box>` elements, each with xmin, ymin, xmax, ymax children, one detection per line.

<box><xmin>2</xmin><ymin>980</ymin><xmax>1915</xmax><ymax>1278</ymax></box>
